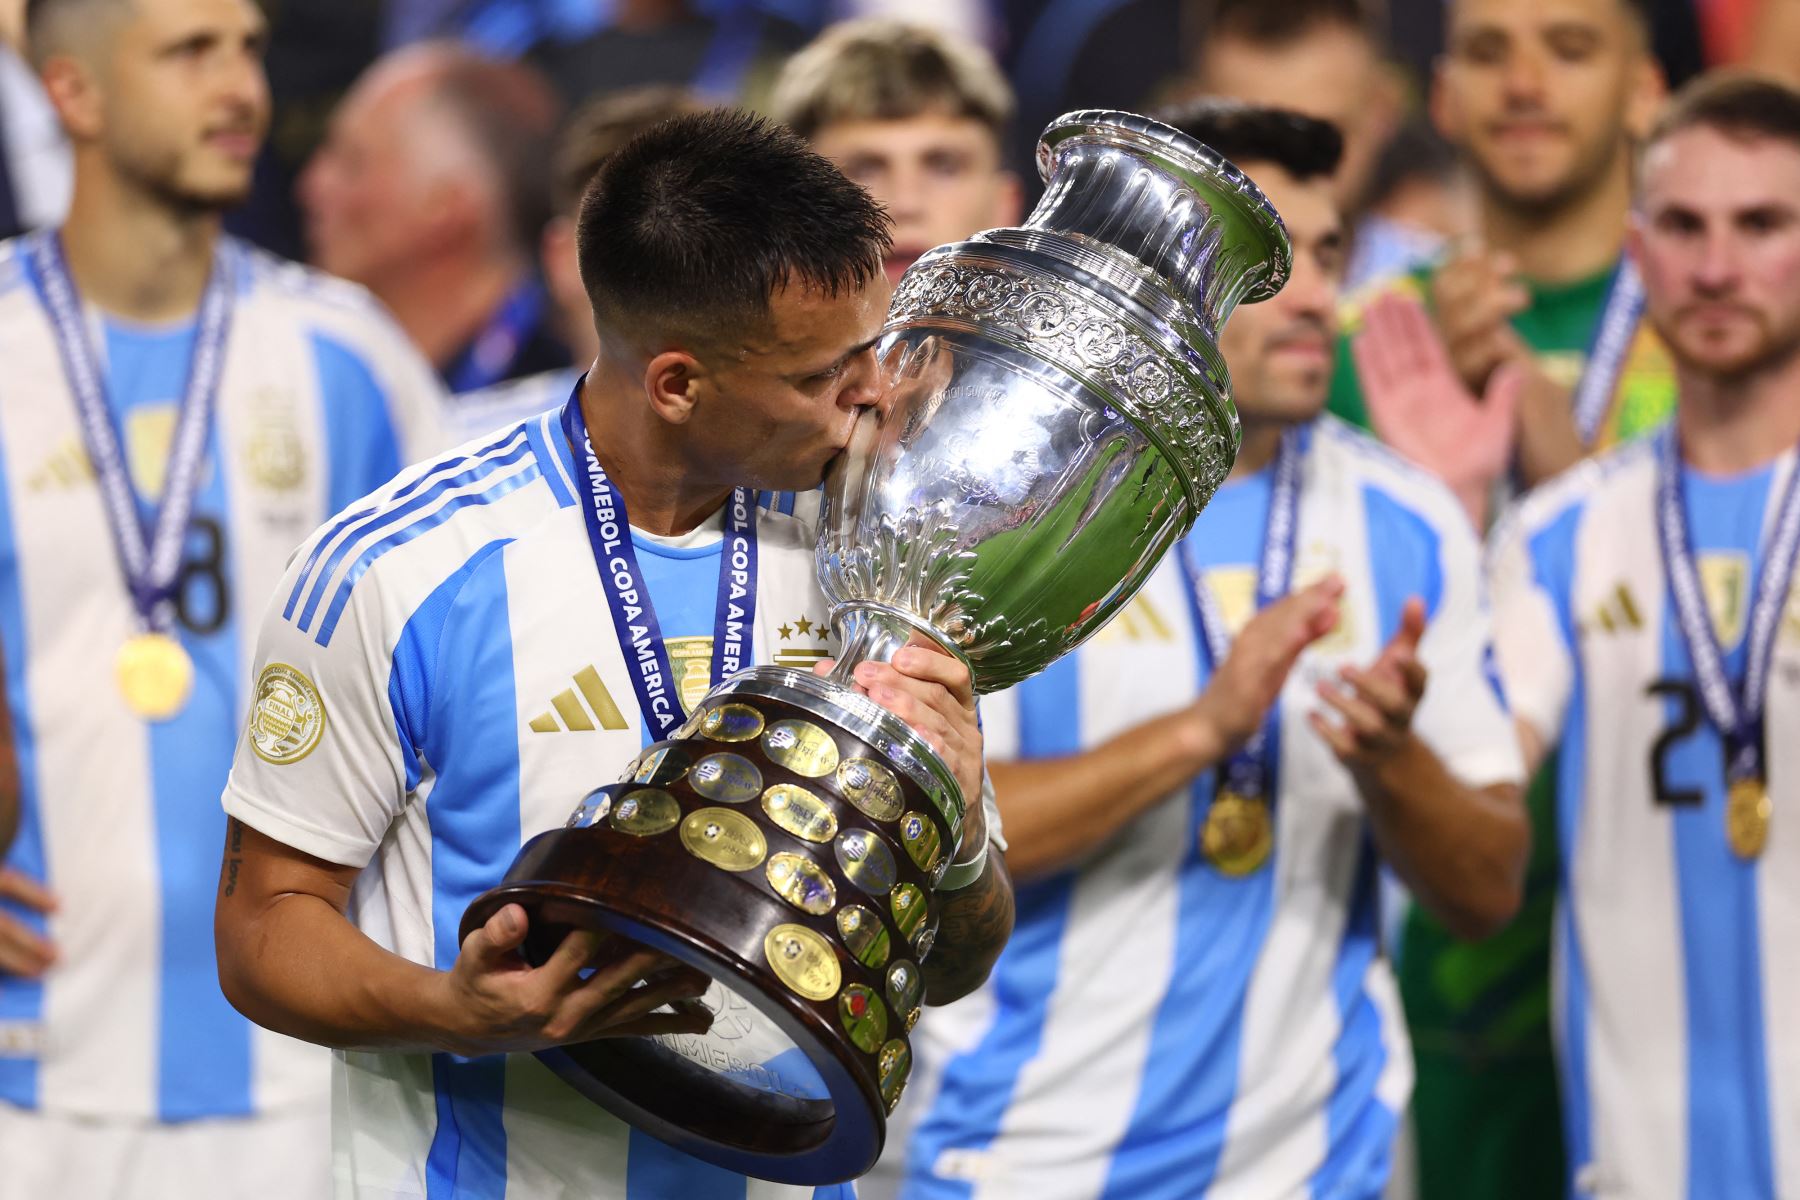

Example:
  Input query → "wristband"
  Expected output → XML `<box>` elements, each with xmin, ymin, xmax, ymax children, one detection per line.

<box><xmin>935</xmin><ymin>837</ymin><xmax>989</xmax><ymax>892</ymax></box>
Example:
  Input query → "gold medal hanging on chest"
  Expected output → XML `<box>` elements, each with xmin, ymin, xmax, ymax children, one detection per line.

<box><xmin>1725</xmin><ymin>776</ymin><xmax>1771</xmax><ymax>860</ymax></box>
<box><xmin>1201</xmin><ymin>789</ymin><xmax>1274</xmax><ymax>876</ymax></box>
<box><xmin>115</xmin><ymin>631</ymin><xmax>194</xmax><ymax>722</ymax></box>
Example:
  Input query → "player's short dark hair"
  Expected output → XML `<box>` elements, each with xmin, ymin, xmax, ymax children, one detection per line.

<box><xmin>550</xmin><ymin>87</ymin><xmax>707</xmax><ymax>218</ymax></box>
<box><xmin>1647</xmin><ymin>71</ymin><xmax>1800</xmax><ymax>157</ymax></box>
<box><xmin>1154</xmin><ymin>99</ymin><xmax>1344</xmax><ymax>183</ymax></box>
<box><xmin>25</xmin><ymin>0</ymin><xmax>130</xmax><ymax>67</ymax></box>
<box><xmin>414</xmin><ymin>45</ymin><xmax>561</xmax><ymax>255</ymax></box>
<box><xmin>1444</xmin><ymin>0</ymin><xmax>1651</xmax><ymax>35</ymax></box>
<box><xmin>576</xmin><ymin>108</ymin><xmax>891</xmax><ymax>346</ymax></box>
<box><xmin>1190</xmin><ymin>0</ymin><xmax>1382</xmax><ymax>55</ymax></box>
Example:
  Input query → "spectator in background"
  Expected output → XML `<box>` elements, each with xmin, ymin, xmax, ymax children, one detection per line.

<box><xmin>1489</xmin><ymin>72</ymin><xmax>1800</xmax><ymax>1200</ymax></box>
<box><xmin>0</xmin><ymin>0</ymin><xmax>68</xmax><ymax>237</ymax></box>
<box><xmin>1342</xmin><ymin>119</ymin><xmax>1477</xmax><ymax>291</ymax></box>
<box><xmin>1339</xmin><ymin>0</ymin><xmax>1671</xmax><ymax>502</ymax></box>
<box><xmin>0</xmin><ymin>0</ymin><xmax>441</xmax><ymax>1197</ymax></box>
<box><xmin>300</xmin><ymin>41</ymin><xmax>568</xmax><ymax>394</ymax></box>
<box><xmin>446</xmin><ymin>85</ymin><xmax>703</xmax><ymax>442</ymax></box>
<box><xmin>1336</xmin><ymin>4</ymin><xmax>1672</xmax><ymax>1200</ymax></box>
<box><xmin>1173</xmin><ymin>0</ymin><xmax>1404</xmax><ymax>231</ymax></box>
<box><xmin>770</xmin><ymin>18</ymin><xmax>1022</xmax><ymax>286</ymax></box>
<box><xmin>528</xmin><ymin>0</ymin><xmax>809</xmax><ymax>111</ymax></box>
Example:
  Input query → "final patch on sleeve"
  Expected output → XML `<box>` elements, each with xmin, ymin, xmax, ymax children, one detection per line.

<box><xmin>249</xmin><ymin>663</ymin><xmax>327</xmax><ymax>764</ymax></box>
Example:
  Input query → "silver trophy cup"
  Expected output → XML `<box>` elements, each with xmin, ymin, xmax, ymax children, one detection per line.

<box><xmin>463</xmin><ymin>109</ymin><xmax>1290</xmax><ymax>1184</ymax></box>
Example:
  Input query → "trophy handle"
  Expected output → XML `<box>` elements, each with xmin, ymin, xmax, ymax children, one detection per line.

<box><xmin>826</xmin><ymin>603</ymin><xmax>970</xmax><ymax>686</ymax></box>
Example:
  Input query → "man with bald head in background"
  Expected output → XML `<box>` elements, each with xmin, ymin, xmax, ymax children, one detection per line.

<box><xmin>301</xmin><ymin>42</ymin><xmax>568</xmax><ymax>398</ymax></box>
<box><xmin>0</xmin><ymin>1</ymin><xmax>441</xmax><ymax>1197</ymax></box>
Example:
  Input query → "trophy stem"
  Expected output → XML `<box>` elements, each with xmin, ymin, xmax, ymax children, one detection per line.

<box><xmin>827</xmin><ymin>603</ymin><xmax>967</xmax><ymax>686</ymax></box>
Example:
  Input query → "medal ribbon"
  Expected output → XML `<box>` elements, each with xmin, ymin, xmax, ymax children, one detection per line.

<box><xmin>30</xmin><ymin>229</ymin><xmax>235</xmax><ymax>634</ymax></box>
<box><xmin>1177</xmin><ymin>426</ymin><xmax>1304</xmax><ymax>799</ymax></box>
<box><xmin>1655</xmin><ymin>425</ymin><xmax>1800</xmax><ymax>782</ymax></box>
<box><xmin>563</xmin><ymin>392</ymin><xmax>757</xmax><ymax>740</ymax></box>
<box><xmin>1569</xmin><ymin>256</ymin><xmax>1647</xmax><ymax>449</ymax></box>
<box><xmin>445</xmin><ymin>280</ymin><xmax>548</xmax><ymax>394</ymax></box>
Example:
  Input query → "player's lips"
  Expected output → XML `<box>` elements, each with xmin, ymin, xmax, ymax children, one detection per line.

<box><xmin>1677</xmin><ymin>302</ymin><xmax>1757</xmax><ymax>324</ymax></box>
<box><xmin>205</xmin><ymin>129</ymin><xmax>262</xmax><ymax>160</ymax></box>
<box><xmin>1266</xmin><ymin>325</ymin><xmax>1330</xmax><ymax>362</ymax></box>
<box><xmin>1488</xmin><ymin>120</ymin><xmax>1567</xmax><ymax>142</ymax></box>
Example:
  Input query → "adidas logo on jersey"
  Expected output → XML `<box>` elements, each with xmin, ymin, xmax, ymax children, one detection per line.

<box><xmin>1582</xmin><ymin>582</ymin><xmax>1646</xmax><ymax>637</ymax></box>
<box><xmin>1095</xmin><ymin>594</ymin><xmax>1176</xmax><ymax>643</ymax></box>
<box><xmin>25</xmin><ymin>437</ymin><xmax>94</xmax><ymax>492</ymax></box>
<box><xmin>528</xmin><ymin>666</ymin><xmax>629</xmax><ymax>732</ymax></box>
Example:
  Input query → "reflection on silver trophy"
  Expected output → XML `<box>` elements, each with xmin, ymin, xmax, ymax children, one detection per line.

<box><xmin>462</xmin><ymin>108</ymin><xmax>1293</xmax><ymax>1184</ymax></box>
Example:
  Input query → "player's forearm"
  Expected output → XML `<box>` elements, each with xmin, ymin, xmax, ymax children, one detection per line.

<box><xmin>216</xmin><ymin>820</ymin><xmax>466</xmax><ymax>1054</ymax></box>
<box><xmin>990</xmin><ymin>707</ymin><xmax>1225</xmax><ymax>880</ymax></box>
<box><xmin>217</xmin><ymin>888</ymin><xmax>465</xmax><ymax>1054</ymax></box>
<box><xmin>1513</xmin><ymin>372</ymin><xmax>1586</xmax><ymax>487</ymax></box>
<box><xmin>1354</xmin><ymin>736</ymin><xmax>1529</xmax><ymax>940</ymax></box>
<box><xmin>922</xmin><ymin>850</ymin><xmax>1014</xmax><ymax>1004</ymax></box>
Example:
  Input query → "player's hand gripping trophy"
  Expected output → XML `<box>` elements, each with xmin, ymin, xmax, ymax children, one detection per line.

<box><xmin>461</xmin><ymin>110</ymin><xmax>1292</xmax><ymax>1184</ymax></box>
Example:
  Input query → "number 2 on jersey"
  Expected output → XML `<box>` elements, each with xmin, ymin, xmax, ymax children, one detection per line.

<box><xmin>1647</xmin><ymin>678</ymin><xmax>1703</xmax><ymax>808</ymax></box>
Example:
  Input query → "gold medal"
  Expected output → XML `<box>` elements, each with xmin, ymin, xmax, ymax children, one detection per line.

<box><xmin>1726</xmin><ymin>777</ymin><xmax>1771</xmax><ymax>860</ymax></box>
<box><xmin>1201</xmin><ymin>790</ymin><xmax>1273</xmax><ymax>876</ymax></box>
<box><xmin>115</xmin><ymin>632</ymin><xmax>193</xmax><ymax>721</ymax></box>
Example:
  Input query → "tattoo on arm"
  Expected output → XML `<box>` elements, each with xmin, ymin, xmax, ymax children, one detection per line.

<box><xmin>923</xmin><ymin>851</ymin><xmax>1016</xmax><ymax>1005</ymax></box>
<box><xmin>221</xmin><ymin>819</ymin><xmax>245</xmax><ymax>899</ymax></box>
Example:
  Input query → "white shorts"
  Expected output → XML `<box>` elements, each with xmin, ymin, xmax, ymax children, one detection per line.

<box><xmin>0</xmin><ymin>1101</ymin><xmax>331</xmax><ymax>1200</ymax></box>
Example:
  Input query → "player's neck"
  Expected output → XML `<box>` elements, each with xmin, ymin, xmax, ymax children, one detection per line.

<box><xmin>374</xmin><ymin>250</ymin><xmax>525</xmax><ymax>372</ymax></box>
<box><xmin>1479</xmin><ymin>151</ymin><xmax>1631</xmax><ymax>286</ymax></box>
<box><xmin>60</xmin><ymin>163</ymin><xmax>220</xmax><ymax>323</ymax></box>
<box><xmin>575</xmin><ymin>373</ymin><xmax>733</xmax><ymax>537</ymax></box>
<box><xmin>1675</xmin><ymin>350</ymin><xmax>1800</xmax><ymax>475</ymax></box>
<box><xmin>1228</xmin><ymin>420</ymin><xmax>1286</xmax><ymax>481</ymax></box>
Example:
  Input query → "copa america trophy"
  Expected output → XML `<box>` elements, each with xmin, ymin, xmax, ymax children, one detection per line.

<box><xmin>461</xmin><ymin>110</ymin><xmax>1290</xmax><ymax>1183</ymax></box>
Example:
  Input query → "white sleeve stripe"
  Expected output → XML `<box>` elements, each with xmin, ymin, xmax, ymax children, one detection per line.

<box><xmin>283</xmin><ymin>426</ymin><xmax>529</xmax><ymax>623</ymax></box>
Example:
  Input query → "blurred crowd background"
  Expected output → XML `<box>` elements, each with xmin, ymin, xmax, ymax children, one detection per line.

<box><xmin>6</xmin><ymin>0</ymin><xmax>1798</xmax><ymax>409</ymax></box>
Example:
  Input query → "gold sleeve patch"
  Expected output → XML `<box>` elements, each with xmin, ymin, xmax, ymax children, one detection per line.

<box><xmin>249</xmin><ymin>663</ymin><xmax>327</xmax><ymax>765</ymax></box>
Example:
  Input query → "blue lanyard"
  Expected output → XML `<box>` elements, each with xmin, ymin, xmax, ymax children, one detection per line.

<box><xmin>447</xmin><ymin>280</ymin><xmax>549</xmax><ymax>395</ymax></box>
<box><xmin>1177</xmin><ymin>427</ymin><xmax>1304</xmax><ymax>799</ymax></box>
<box><xmin>1655</xmin><ymin>425</ymin><xmax>1800</xmax><ymax>782</ymax></box>
<box><xmin>562</xmin><ymin>389</ymin><xmax>757</xmax><ymax>738</ymax></box>
<box><xmin>30</xmin><ymin>229</ymin><xmax>234</xmax><ymax>633</ymax></box>
<box><xmin>1570</xmin><ymin>256</ymin><xmax>1647</xmax><ymax>449</ymax></box>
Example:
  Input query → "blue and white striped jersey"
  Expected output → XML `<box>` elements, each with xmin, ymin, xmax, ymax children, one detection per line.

<box><xmin>0</xmin><ymin>234</ymin><xmax>444</xmax><ymax>1122</ymax></box>
<box><xmin>222</xmin><ymin>410</ymin><xmax>850</xmax><ymax>1198</ymax></box>
<box><xmin>877</xmin><ymin>418</ymin><xmax>1521</xmax><ymax>1200</ymax></box>
<box><xmin>1489</xmin><ymin>436</ymin><xmax>1800</xmax><ymax>1200</ymax></box>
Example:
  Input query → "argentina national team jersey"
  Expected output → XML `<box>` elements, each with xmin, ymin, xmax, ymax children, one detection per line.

<box><xmin>0</xmin><ymin>234</ymin><xmax>443</xmax><ymax>1122</ymax></box>
<box><xmin>222</xmin><ymin>409</ymin><xmax>850</xmax><ymax>1199</ymax></box>
<box><xmin>876</xmin><ymin>418</ymin><xmax>1521</xmax><ymax>1200</ymax></box>
<box><xmin>1490</xmin><ymin>438</ymin><xmax>1800</xmax><ymax>1200</ymax></box>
